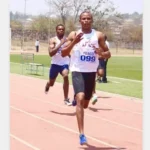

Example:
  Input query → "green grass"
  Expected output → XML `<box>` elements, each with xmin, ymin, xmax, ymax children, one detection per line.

<box><xmin>10</xmin><ymin>61</ymin><xmax>142</xmax><ymax>99</ymax></box>
<box><xmin>10</xmin><ymin>54</ymin><xmax>51</xmax><ymax>67</ymax></box>
<box><xmin>10</xmin><ymin>54</ymin><xmax>142</xmax><ymax>80</ymax></box>
<box><xmin>108</xmin><ymin>57</ymin><xmax>142</xmax><ymax>80</ymax></box>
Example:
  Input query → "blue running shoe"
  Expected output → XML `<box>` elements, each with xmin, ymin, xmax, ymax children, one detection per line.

<box><xmin>79</xmin><ymin>134</ymin><xmax>87</xmax><ymax>145</ymax></box>
<box><xmin>72</xmin><ymin>99</ymin><xmax>77</xmax><ymax>106</ymax></box>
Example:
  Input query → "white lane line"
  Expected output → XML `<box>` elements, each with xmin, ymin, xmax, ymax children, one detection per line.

<box><xmin>110</xmin><ymin>81</ymin><xmax>121</xmax><ymax>84</ymax></box>
<box><xmin>10</xmin><ymin>80</ymin><xmax>142</xmax><ymax>115</ymax></box>
<box><xmin>11</xmin><ymin>92</ymin><xmax>142</xmax><ymax>132</ymax></box>
<box><xmin>10</xmin><ymin>133</ymin><xmax>41</xmax><ymax>150</ymax></box>
<box><xmin>10</xmin><ymin>73</ymin><xmax>142</xmax><ymax>102</ymax></box>
<box><xmin>10</xmin><ymin>106</ymin><xmax>119</xmax><ymax>149</ymax></box>
<box><xmin>108</xmin><ymin>76</ymin><xmax>142</xmax><ymax>83</ymax></box>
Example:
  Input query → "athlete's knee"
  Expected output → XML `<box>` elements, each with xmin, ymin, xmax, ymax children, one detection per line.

<box><xmin>62</xmin><ymin>69</ymin><xmax>69</xmax><ymax>77</ymax></box>
<box><xmin>98</xmin><ymin>69</ymin><xmax>104</xmax><ymax>77</ymax></box>
<box><xmin>76</xmin><ymin>93</ymin><xmax>85</xmax><ymax>106</ymax></box>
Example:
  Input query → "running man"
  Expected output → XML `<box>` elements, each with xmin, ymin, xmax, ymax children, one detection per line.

<box><xmin>45</xmin><ymin>24</ymin><xmax>72</xmax><ymax>106</ymax></box>
<box><xmin>91</xmin><ymin>35</ymin><xmax>110</xmax><ymax>104</ymax></box>
<box><xmin>61</xmin><ymin>11</ymin><xmax>111</xmax><ymax>145</ymax></box>
<box><xmin>102</xmin><ymin>35</ymin><xmax>110</xmax><ymax>83</ymax></box>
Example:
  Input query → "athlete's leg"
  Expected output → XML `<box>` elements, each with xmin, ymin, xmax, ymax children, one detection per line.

<box><xmin>84</xmin><ymin>72</ymin><xmax>96</xmax><ymax>106</ymax></box>
<box><xmin>91</xmin><ymin>59</ymin><xmax>104</xmax><ymax>104</ymax></box>
<box><xmin>76</xmin><ymin>92</ymin><xmax>88</xmax><ymax>145</ymax></box>
<box><xmin>76</xmin><ymin>92</ymin><xmax>85</xmax><ymax>134</ymax></box>
<box><xmin>91</xmin><ymin>78</ymin><xmax>98</xmax><ymax>105</ymax></box>
<box><xmin>97</xmin><ymin>59</ymin><xmax>105</xmax><ymax>82</ymax></box>
<box><xmin>80</xmin><ymin>72</ymin><xmax>96</xmax><ymax>144</ymax></box>
<box><xmin>45</xmin><ymin>64</ymin><xmax>59</xmax><ymax>94</ymax></box>
<box><xmin>72</xmin><ymin>72</ymin><xmax>87</xmax><ymax>145</ymax></box>
<box><xmin>91</xmin><ymin>70</ymin><xmax>101</xmax><ymax>105</ymax></box>
<box><xmin>61</xmin><ymin>65</ymin><xmax>69</xmax><ymax>100</ymax></box>
<box><xmin>102</xmin><ymin>59</ymin><xmax>108</xmax><ymax>83</ymax></box>
<box><xmin>61</xmin><ymin>65</ymin><xmax>72</xmax><ymax>106</ymax></box>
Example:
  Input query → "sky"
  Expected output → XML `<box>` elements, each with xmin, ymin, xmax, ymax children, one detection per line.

<box><xmin>9</xmin><ymin>0</ymin><xmax>143</xmax><ymax>15</ymax></box>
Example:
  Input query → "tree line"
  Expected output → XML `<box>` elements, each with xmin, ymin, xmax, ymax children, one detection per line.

<box><xmin>10</xmin><ymin>0</ymin><xmax>142</xmax><ymax>50</ymax></box>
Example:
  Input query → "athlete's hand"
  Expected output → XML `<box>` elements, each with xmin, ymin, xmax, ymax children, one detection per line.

<box><xmin>73</xmin><ymin>32</ymin><xmax>84</xmax><ymax>44</ymax></box>
<box><xmin>93</xmin><ymin>46</ymin><xmax>103</xmax><ymax>56</ymax></box>
<box><xmin>60</xmin><ymin>37</ymin><xmax>67</xmax><ymax>45</ymax></box>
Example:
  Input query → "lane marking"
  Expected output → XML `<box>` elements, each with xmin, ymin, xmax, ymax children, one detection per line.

<box><xmin>10</xmin><ymin>134</ymin><xmax>40</xmax><ymax>150</ymax></box>
<box><xmin>11</xmin><ymin>92</ymin><xmax>142</xmax><ymax>132</ymax></box>
<box><xmin>110</xmin><ymin>81</ymin><xmax>121</xmax><ymax>84</ymax></box>
<box><xmin>10</xmin><ymin>73</ymin><xmax>143</xmax><ymax>102</ymax></box>
<box><xmin>11</xmin><ymin>106</ymin><xmax>120</xmax><ymax>149</ymax></box>
<box><xmin>10</xmin><ymin>80</ymin><xmax>142</xmax><ymax>115</ymax></box>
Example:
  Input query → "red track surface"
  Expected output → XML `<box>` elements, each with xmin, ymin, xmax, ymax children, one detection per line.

<box><xmin>10</xmin><ymin>74</ymin><xmax>142</xmax><ymax>150</ymax></box>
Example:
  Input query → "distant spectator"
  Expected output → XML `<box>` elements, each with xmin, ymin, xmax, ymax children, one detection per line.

<box><xmin>35</xmin><ymin>39</ymin><xmax>40</xmax><ymax>52</ymax></box>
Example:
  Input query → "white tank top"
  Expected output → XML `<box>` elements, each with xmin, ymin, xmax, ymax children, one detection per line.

<box><xmin>51</xmin><ymin>36</ymin><xmax>70</xmax><ymax>65</ymax></box>
<box><xmin>69</xmin><ymin>29</ymin><xmax>99</xmax><ymax>72</ymax></box>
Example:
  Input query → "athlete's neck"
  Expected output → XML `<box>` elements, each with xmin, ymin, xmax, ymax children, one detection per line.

<box><xmin>81</xmin><ymin>28</ymin><xmax>92</xmax><ymax>34</ymax></box>
<box><xmin>57</xmin><ymin>35</ymin><xmax>64</xmax><ymax>40</ymax></box>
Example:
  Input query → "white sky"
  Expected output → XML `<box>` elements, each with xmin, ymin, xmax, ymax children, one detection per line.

<box><xmin>9</xmin><ymin>0</ymin><xmax>143</xmax><ymax>15</ymax></box>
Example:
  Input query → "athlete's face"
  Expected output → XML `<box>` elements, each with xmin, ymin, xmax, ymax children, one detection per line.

<box><xmin>56</xmin><ymin>26</ymin><xmax>65</xmax><ymax>37</ymax></box>
<box><xmin>79</xmin><ymin>13</ymin><xmax>93</xmax><ymax>30</ymax></box>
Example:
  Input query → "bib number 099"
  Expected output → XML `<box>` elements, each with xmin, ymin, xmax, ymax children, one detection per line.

<box><xmin>80</xmin><ymin>55</ymin><xmax>96</xmax><ymax>62</ymax></box>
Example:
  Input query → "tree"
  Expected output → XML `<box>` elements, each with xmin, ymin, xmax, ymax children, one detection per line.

<box><xmin>83</xmin><ymin>0</ymin><xmax>116</xmax><ymax>31</ymax></box>
<box><xmin>45</xmin><ymin>0</ymin><xmax>116</xmax><ymax>30</ymax></box>
<box><xmin>10</xmin><ymin>20</ymin><xmax>23</xmax><ymax>30</ymax></box>
<box><xmin>71</xmin><ymin>0</ymin><xmax>88</xmax><ymax>24</ymax></box>
<box><xmin>45</xmin><ymin>0</ymin><xmax>72</xmax><ymax>25</ymax></box>
<box><xmin>29</xmin><ymin>15</ymin><xmax>49</xmax><ymax>40</ymax></box>
<box><xmin>120</xmin><ymin>25</ymin><xmax>142</xmax><ymax>51</ymax></box>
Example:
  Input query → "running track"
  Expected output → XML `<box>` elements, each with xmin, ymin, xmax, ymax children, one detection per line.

<box><xmin>10</xmin><ymin>73</ymin><xmax>142</xmax><ymax>150</ymax></box>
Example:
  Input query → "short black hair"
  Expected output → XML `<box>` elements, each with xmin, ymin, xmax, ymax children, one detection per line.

<box><xmin>56</xmin><ymin>24</ymin><xmax>65</xmax><ymax>30</ymax></box>
<box><xmin>79</xmin><ymin>10</ymin><xmax>93</xmax><ymax>20</ymax></box>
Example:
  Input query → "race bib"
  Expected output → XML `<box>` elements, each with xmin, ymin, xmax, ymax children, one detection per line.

<box><xmin>79</xmin><ymin>50</ymin><xmax>96</xmax><ymax>63</ymax></box>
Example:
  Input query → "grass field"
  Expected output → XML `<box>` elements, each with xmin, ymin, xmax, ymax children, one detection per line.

<box><xmin>10</xmin><ymin>54</ymin><xmax>142</xmax><ymax>99</ymax></box>
<box><xmin>10</xmin><ymin>54</ymin><xmax>142</xmax><ymax>80</ymax></box>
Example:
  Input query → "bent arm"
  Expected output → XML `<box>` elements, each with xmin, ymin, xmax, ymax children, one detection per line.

<box><xmin>48</xmin><ymin>38</ymin><xmax>65</xmax><ymax>57</ymax></box>
<box><xmin>61</xmin><ymin>31</ymin><xmax>76</xmax><ymax>57</ymax></box>
<box><xmin>97</xmin><ymin>33</ymin><xmax>111</xmax><ymax>59</ymax></box>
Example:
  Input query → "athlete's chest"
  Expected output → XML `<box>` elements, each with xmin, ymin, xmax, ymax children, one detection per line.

<box><xmin>78</xmin><ymin>35</ymin><xmax>98</xmax><ymax>50</ymax></box>
<box><xmin>54</xmin><ymin>38</ymin><xmax>64</xmax><ymax>55</ymax></box>
<box><xmin>73</xmin><ymin>37</ymin><xmax>98</xmax><ymax>63</ymax></box>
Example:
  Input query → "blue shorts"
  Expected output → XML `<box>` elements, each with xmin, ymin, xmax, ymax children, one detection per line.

<box><xmin>97</xmin><ymin>58</ymin><xmax>105</xmax><ymax>70</ymax></box>
<box><xmin>49</xmin><ymin>64</ymin><xmax>69</xmax><ymax>79</ymax></box>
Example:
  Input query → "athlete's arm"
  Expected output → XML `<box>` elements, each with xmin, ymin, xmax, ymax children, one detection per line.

<box><xmin>61</xmin><ymin>32</ymin><xmax>83</xmax><ymax>57</ymax></box>
<box><xmin>48</xmin><ymin>37</ymin><xmax>66</xmax><ymax>57</ymax></box>
<box><xmin>95</xmin><ymin>32</ymin><xmax>111</xmax><ymax>59</ymax></box>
